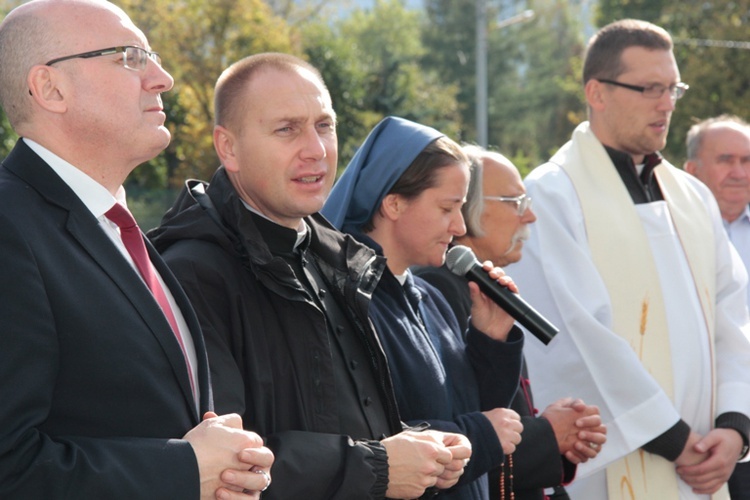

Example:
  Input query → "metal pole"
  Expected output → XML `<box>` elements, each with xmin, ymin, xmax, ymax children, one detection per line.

<box><xmin>476</xmin><ymin>0</ymin><xmax>488</xmax><ymax>147</ymax></box>
<box><xmin>475</xmin><ymin>8</ymin><xmax>534</xmax><ymax>148</ymax></box>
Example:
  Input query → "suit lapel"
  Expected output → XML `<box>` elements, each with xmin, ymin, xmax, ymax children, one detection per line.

<box><xmin>150</xmin><ymin>240</ymin><xmax>213</xmax><ymax>415</ymax></box>
<box><xmin>3</xmin><ymin>140</ymin><xmax>202</xmax><ymax>421</ymax></box>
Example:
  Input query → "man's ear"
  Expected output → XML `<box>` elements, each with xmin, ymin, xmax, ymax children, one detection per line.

<box><xmin>584</xmin><ymin>78</ymin><xmax>607</xmax><ymax>113</ymax></box>
<box><xmin>213</xmin><ymin>125</ymin><xmax>237</xmax><ymax>172</ymax></box>
<box><xmin>684</xmin><ymin>160</ymin><xmax>698</xmax><ymax>176</ymax></box>
<box><xmin>28</xmin><ymin>65</ymin><xmax>67</xmax><ymax>113</ymax></box>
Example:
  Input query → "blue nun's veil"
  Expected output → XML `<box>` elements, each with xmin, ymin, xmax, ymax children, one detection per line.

<box><xmin>321</xmin><ymin>116</ymin><xmax>444</xmax><ymax>234</ymax></box>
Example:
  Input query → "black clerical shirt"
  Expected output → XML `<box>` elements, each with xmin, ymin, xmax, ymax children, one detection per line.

<box><xmin>605</xmin><ymin>146</ymin><xmax>664</xmax><ymax>204</ymax></box>
<box><xmin>249</xmin><ymin>211</ymin><xmax>390</xmax><ymax>439</ymax></box>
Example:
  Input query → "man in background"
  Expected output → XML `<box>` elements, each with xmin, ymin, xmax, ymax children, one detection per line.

<box><xmin>416</xmin><ymin>145</ymin><xmax>606</xmax><ymax>500</ymax></box>
<box><xmin>685</xmin><ymin>115</ymin><xmax>750</xmax><ymax>499</ymax></box>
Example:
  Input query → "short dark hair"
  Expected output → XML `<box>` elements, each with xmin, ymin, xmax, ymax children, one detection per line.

<box><xmin>214</xmin><ymin>52</ymin><xmax>327</xmax><ymax>130</ymax></box>
<box><xmin>362</xmin><ymin>136</ymin><xmax>468</xmax><ymax>233</ymax></box>
<box><xmin>686</xmin><ymin>114</ymin><xmax>750</xmax><ymax>160</ymax></box>
<box><xmin>583</xmin><ymin>19</ymin><xmax>672</xmax><ymax>85</ymax></box>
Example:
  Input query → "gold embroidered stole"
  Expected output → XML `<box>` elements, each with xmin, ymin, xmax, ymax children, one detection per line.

<box><xmin>554</xmin><ymin>122</ymin><xmax>723</xmax><ymax>499</ymax></box>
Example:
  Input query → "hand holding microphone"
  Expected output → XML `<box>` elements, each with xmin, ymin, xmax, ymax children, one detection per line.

<box><xmin>445</xmin><ymin>245</ymin><xmax>558</xmax><ymax>345</ymax></box>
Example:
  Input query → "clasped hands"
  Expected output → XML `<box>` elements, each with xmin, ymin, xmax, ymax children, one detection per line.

<box><xmin>482</xmin><ymin>407</ymin><xmax>524</xmax><ymax>455</ymax></box>
<box><xmin>185</xmin><ymin>413</ymin><xmax>474</xmax><ymax>500</ymax></box>
<box><xmin>542</xmin><ymin>398</ymin><xmax>607</xmax><ymax>464</ymax></box>
<box><xmin>382</xmin><ymin>429</ymin><xmax>472</xmax><ymax>499</ymax></box>
<box><xmin>183</xmin><ymin>412</ymin><xmax>274</xmax><ymax>500</ymax></box>
<box><xmin>675</xmin><ymin>428</ymin><xmax>744</xmax><ymax>495</ymax></box>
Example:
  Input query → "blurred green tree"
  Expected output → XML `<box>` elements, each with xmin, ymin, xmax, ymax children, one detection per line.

<box><xmin>594</xmin><ymin>0</ymin><xmax>664</xmax><ymax>26</ymax></box>
<box><xmin>0</xmin><ymin>109</ymin><xmax>16</xmax><ymax>159</ymax></box>
<box><xmin>0</xmin><ymin>0</ymin><xmax>296</xmax><ymax>187</ymax></box>
<box><xmin>120</xmin><ymin>0</ymin><xmax>296</xmax><ymax>186</ymax></box>
<box><xmin>421</xmin><ymin>0</ymin><xmax>584</xmax><ymax>173</ymax></box>
<box><xmin>486</xmin><ymin>0</ymin><xmax>585</xmax><ymax>174</ymax></box>
<box><xmin>302</xmin><ymin>0</ymin><xmax>463</xmax><ymax>175</ymax></box>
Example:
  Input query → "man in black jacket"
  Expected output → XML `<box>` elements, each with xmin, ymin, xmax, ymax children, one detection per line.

<box><xmin>150</xmin><ymin>52</ymin><xmax>471</xmax><ymax>499</ymax></box>
<box><xmin>415</xmin><ymin>145</ymin><xmax>607</xmax><ymax>500</ymax></box>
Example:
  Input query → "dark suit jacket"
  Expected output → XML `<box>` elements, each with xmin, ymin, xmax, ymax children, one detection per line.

<box><xmin>0</xmin><ymin>140</ymin><xmax>211</xmax><ymax>499</ymax></box>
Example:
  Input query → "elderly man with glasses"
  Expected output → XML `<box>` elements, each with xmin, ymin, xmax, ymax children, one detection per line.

<box><xmin>505</xmin><ymin>18</ymin><xmax>750</xmax><ymax>499</ymax></box>
<box><xmin>416</xmin><ymin>145</ymin><xmax>607</xmax><ymax>500</ymax></box>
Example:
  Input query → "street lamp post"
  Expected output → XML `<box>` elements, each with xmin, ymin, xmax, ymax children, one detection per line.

<box><xmin>475</xmin><ymin>4</ymin><xmax>534</xmax><ymax>147</ymax></box>
<box><xmin>476</xmin><ymin>0</ymin><xmax>489</xmax><ymax>148</ymax></box>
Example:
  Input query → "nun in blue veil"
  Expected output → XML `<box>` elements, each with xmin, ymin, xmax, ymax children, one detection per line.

<box><xmin>322</xmin><ymin>116</ymin><xmax>526</xmax><ymax>500</ymax></box>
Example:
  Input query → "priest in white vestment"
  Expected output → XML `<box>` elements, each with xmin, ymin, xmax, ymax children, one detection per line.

<box><xmin>506</xmin><ymin>19</ymin><xmax>750</xmax><ymax>500</ymax></box>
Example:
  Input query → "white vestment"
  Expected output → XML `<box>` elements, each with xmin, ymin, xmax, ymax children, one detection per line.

<box><xmin>506</xmin><ymin>122</ymin><xmax>750</xmax><ymax>499</ymax></box>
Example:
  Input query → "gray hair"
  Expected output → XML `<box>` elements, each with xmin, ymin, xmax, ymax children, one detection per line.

<box><xmin>461</xmin><ymin>144</ymin><xmax>487</xmax><ymax>238</ymax></box>
<box><xmin>686</xmin><ymin>114</ymin><xmax>750</xmax><ymax>161</ymax></box>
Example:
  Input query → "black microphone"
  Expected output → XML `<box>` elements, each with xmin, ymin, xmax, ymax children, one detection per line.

<box><xmin>445</xmin><ymin>245</ymin><xmax>558</xmax><ymax>345</ymax></box>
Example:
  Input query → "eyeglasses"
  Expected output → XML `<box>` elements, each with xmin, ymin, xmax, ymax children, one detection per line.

<box><xmin>45</xmin><ymin>46</ymin><xmax>161</xmax><ymax>72</ymax></box>
<box><xmin>597</xmin><ymin>79</ymin><xmax>689</xmax><ymax>101</ymax></box>
<box><xmin>484</xmin><ymin>193</ymin><xmax>532</xmax><ymax>215</ymax></box>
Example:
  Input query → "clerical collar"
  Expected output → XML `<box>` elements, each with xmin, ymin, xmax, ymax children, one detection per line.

<box><xmin>604</xmin><ymin>146</ymin><xmax>664</xmax><ymax>204</ymax></box>
<box><xmin>239</xmin><ymin>201</ymin><xmax>310</xmax><ymax>254</ymax></box>
<box><xmin>394</xmin><ymin>271</ymin><xmax>408</xmax><ymax>285</ymax></box>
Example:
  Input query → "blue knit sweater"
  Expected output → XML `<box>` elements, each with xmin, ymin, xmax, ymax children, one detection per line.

<box><xmin>365</xmin><ymin>245</ymin><xmax>524</xmax><ymax>499</ymax></box>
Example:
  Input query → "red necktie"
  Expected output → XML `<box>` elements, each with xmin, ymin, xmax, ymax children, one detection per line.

<box><xmin>105</xmin><ymin>203</ymin><xmax>196</xmax><ymax>401</ymax></box>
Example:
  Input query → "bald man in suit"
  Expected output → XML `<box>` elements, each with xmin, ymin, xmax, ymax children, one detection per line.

<box><xmin>0</xmin><ymin>1</ymin><xmax>272</xmax><ymax>498</ymax></box>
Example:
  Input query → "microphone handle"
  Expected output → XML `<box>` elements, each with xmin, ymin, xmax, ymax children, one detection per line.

<box><xmin>468</xmin><ymin>267</ymin><xmax>558</xmax><ymax>345</ymax></box>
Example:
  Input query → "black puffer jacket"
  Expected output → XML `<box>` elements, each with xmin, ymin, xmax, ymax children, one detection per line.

<box><xmin>149</xmin><ymin>167</ymin><xmax>403</xmax><ymax>499</ymax></box>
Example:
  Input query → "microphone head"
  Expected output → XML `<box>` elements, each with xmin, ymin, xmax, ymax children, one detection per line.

<box><xmin>445</xmin><ymin>245</ymin><xmax>480</xmax><ymax>276</ymax></box>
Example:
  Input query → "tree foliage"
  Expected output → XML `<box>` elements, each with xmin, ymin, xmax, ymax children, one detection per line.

<box><xmin>421</xmin><ymin>0</ymin><xmax>486</xmax><ymax>140</ymax></box>
<box><xmin>121</xmin><ymin>0</ymin><xmax>296</xmax><ymax>186</ymax></box>
<box><xmin>594</xmin><ymin>0</ymin><xmax>664</xmax><ymax>26</ymax></box>
<box><xmin>664</xmin><ymin>1</ymin><xmax>750</xmax><ymax>166</ymax></box>
<box><xmin>421</xmin><ymin>0</ymin><xmax>584</xmax><ymax>174</ymax></box>
<box><xmin>0</xmin><ymin>109</ymin><xmax>16</xmax><ymax>159</ymax></box>
<box><xmin>302</xmin><ymin>0</ymin><xmax>462</xmax><ymax>174</ymax></box>
<box><xmin>0</xmin><ymin>0</ymin><xmax>296</xmax><ymax>187</ymax></box>
<box><xmin>486</xmin><ymin>0</ymin><xmax>585</xmax><ymax>174</ymax></box>
<box><xmin>264</xmin><ymin>0</ymin><xmax>339</xmax><ymax>25</ymax></box>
